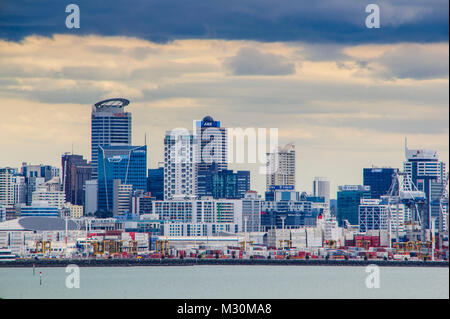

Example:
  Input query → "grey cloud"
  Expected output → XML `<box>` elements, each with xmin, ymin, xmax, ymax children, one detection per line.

<box><xmin>224</xmin><ymin>47</ymin><xmax>296</xmax><ymax>76</ymax></box>
<box><xmin>373</xmin><ymin>45</ymin><xmax>449</xmax><ymax>80</ymax></box>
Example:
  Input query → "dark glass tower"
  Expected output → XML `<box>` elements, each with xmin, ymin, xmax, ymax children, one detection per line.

<box><xmin>363</xmin><ymin>167</ymin><xmax>398</xmax><ymax>199</ymax></box>
<box><xmin>91</xmin><ymin>98</ymin><xmax>131</xmax><ymax>179</ymax></box>
<box><xmin>147</xmin><ymin>167</ymin><xmax>164</xmax><ymax>200</ymax></box>
<box><xmin>196</xmin><ymin>116</ymin><xmax>227</xmax><ymax>198</ymax></box>
<box><xmin>61</xmin><ymin>153</ymin><xmax>92</xmax><ymax>206</ymax></box>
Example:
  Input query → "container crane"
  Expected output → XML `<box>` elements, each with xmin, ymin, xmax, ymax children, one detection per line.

<box><xmin>386</xmin><ymin>170</ymin><xmax>427</xmax><ymax>246</ymax></box>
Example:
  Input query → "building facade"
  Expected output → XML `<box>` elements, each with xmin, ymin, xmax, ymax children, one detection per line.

<box><xmin>363</xmin><ymin>167</ymin><xmax>398</xmax><ymax>199</ymax></box>
<box><xmin>97</xmin><ymin>145</ymin><xmax>147</xmax><ymax>214</ymax></box>
<box><xmin>337</xmin><ymin>185</ymin><xmax>371</xmax><ymax>226</ymax></box>
<box><xmin>195</xmin><ymin>116</ymin><xmax>228</xmax><ymax>198</ymax></box>
<box><xmin>163</xmin><ymin>129</ymin><xmax>197</xmax><ymax>200</ymax></box>
<box><xmin>266</xmin><ymin>143</ymin><xmax>296</xmax><ymax>191</ymax></box>
<box><xmin>0</xmin><ymin>168</ymin><xmax>16</xmax><ymax>206</ymax></box>
<box><xmin>404</xmin><ymin>141</ymin><xmax>447</xmax><ymax>230</ymax></box>
<box><xmin>91</xmin><ymin>98</ymin><xmax>132</xmax><ymax>179</ymax></box>
<box><xmin>313</xmin><ymin>177</ymin><xmax>330</xmax><ymax>206</ymax></box>
<box><xmin>61</xmin><ymin>153</ymin><xmax>92</xmax><ymax>206</ymax></box>
<box><xmin>147</xmin><ymin>167</ymin><xmax>164</xmax><ymax>200</ymax></box>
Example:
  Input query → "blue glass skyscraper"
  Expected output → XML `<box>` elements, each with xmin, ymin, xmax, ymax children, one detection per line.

<box><xmin>97</xmin><ymin>145</ymin><xmax>147</xmax><ymax>213</ymax></box>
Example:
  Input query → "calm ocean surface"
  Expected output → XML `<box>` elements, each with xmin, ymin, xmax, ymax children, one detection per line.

<box><xmin>0</xmin><ymin>265</ymin><xmax>448</xmax><ymax>299</ymax></box>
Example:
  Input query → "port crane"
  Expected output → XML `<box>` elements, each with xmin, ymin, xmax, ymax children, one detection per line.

<box><xmin>386</xmin><ymin>170</ymin><xmax>427</xmax><ymax>247</ymax></box>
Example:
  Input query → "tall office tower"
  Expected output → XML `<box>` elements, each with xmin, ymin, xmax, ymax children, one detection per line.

<box><xmin>91</xmin><ymin>98</ymin><xmax>132</xmax><ymax>179</ymax></box>
<box><xmin>363</xmin><ymin>167</ymin><xmax>398</xmax><ymax>199</ymax></box>
<box><xmin>266</xmin><ymin>143</ymin><xmax>296</xmax><ymax>191</ymax></box>
<box><xmin>0</xmin><ymin>168</ymin><xmax>16</xmax><ymax>205</ymax></box>
<box><xmin>195</xmin><ymin>116</ymin><xmax>227</xmax><ymax>198</ymax></box>
<box><xmin>13</xmin><ymin>175</ymin><xmax>27</xmax><ymax>205</ymax></box>
<box><xmin>403</xmin><ymin>140</ymin><xmax>447</xmax><ymax>230</ymax></box>
<box><xmin>61</xmin><ymin>153</ymin><xmax>92</xmax><ymax>206</ymax></box>
<box><xmin>313</xmin><ymin>177</ymin><xmax>330</xmax><ymax>206</ymax></box>
<box><xmin>147</xmin><ymin>166</ymin><xmax>164</xmax><ymax>200</ymax></box>
<box><xmin>97</xmin><ymin>145</ymin><xmax>147</xmax><ymax>214</ymax></box>
<box><xmin>336</xmin><ymin>185</ymin><xmax>371</xmax><ymax>227</ymax></box>
<box><xmin>164</xmin><ymin>129</ymin><xmax>197</xmax><ymax>200</ymax></box>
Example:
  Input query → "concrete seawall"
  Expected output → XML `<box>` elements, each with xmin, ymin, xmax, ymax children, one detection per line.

<box><xmin>1</xmin><ymin>258</ymin><xmax>448</xmax><ymax>268</ymax></box>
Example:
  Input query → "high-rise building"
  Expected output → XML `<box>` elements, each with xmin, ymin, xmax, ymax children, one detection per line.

<box><xmin>13</xmin><ymin>175</ymin><xmax>27</xmax><ymax>205</ymax></box>
<box><xmin>0</xmin><ymin>168</ymin><xmax>16</xmax><ymax>206</ymax></box>
<box><xmin>266</xmin><ymin>143</ymin><xmax>296</xmax><ymax>191</ymax></box>
<box><xmin>61</xmin><ymin>153</ymin><xmax>92</xmax><ymax>206</ymax></box>
<box><xmin>363</xmin><ymin>167</ymin><xmax>398</xmax><ymax>199</ymax></box>
<box><xmin>163</xmin><ymin>129</ymin><xmax>197</xmax><ymax>200</ymax></box>
<box><xmin>195</xmin><ymin>116</ymin><xmax>227</xmax><ymax>198</ymax></box>
<box><xmin>337</xmin><ymin>185</ymin><xmax>371</xmax><ymax>226</ymax></box>
<box><xmin>147</xmin><ymin>166</ymin><xmax>164</xmax><ymax>200</ymax></box>
<box><xmin>97</xmin><ymin>145</ymin><xmax>147</xmax><ymax>213</ymax></box>
<box><xmin>31</xmin><ymin>177</ymin><xmax>66</xmax><ymax>209</ymax></box>
<box><xmin>403</xmin><ymin>140</ymin><xmax>447</xmax><ymax>230</ymax></box>
<box><xmin>313</xmin><ymin>177</ymin><xmax>330</xmax><ymax>206</ymax></box>
<box><xmin>91</xmin><ymin>98</ymin><xmax>132</xmax><ymax>179</ymax></box>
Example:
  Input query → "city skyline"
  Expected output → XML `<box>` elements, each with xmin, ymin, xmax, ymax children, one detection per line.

<box><xmin>0</xmin><ymin>96</ymin><xmax>447</xmax><ymax>197</ymax></box>
<box><xmin>0</xmin><ymin>1</ymin><xmax>448</xmax><ymax>197</ymax></box>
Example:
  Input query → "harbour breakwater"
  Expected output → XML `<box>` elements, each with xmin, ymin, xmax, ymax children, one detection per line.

<box><xmin>1</xmin><ymin>258</ymin><xmax>448</xmax><ymax>268</ymax></box>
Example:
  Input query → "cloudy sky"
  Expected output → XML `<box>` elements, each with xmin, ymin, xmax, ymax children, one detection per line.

<box><xmin>0</xmin><ymin>0</ymin><xmax>448</xmax><ymax>197</ymax></box>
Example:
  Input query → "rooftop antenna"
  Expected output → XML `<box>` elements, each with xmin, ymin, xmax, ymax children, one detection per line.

<box><xmin>71</xmin><ymin>143</ymin><xmax>74</xmax><ymax>155</ymax></box>
<box><xmin>144</xmin><ymin>132</ymin><xmax>147</xmax><ymax>146</ymax></box>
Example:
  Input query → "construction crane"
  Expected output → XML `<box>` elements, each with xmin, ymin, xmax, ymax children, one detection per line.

<box><xmin>386</xmin><ymin>170</ymin><xmax>427</xmax><ymax>246</ymax></box>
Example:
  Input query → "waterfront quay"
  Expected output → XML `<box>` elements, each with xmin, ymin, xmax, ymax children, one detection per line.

<box><xmin>1</xmin><ymin>257</ymin><xmax>448</xmax><ymax>268</ymax></box>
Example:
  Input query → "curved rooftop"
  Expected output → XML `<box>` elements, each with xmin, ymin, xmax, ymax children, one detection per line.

<box><xmin>94</xmin><ymin>98</ymin><xmax>130</xmax><ymax>110</ymax></box>
<box><xmin>0</xmin><ymin>217</ymin><xmax>80</xmax><ymax>231</ymax></box>
<box><xmin>202</xmin><ymin>115</ymin><xmax>214</xmax><ymax>122</ymax></box>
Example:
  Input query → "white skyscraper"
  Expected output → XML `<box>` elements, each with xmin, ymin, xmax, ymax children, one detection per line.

<box><xmin>266</xmin><ymin>143</ymin><xmax>296</xmax><ymax>191</ymax></box>
<box><xmin>164</xmin><ymin>128</ymin><xmax>198</xmax><ymax>200</ymax></box>
<box><xmin>0</xmin><ymin>168</ymin><xmax>16</xmax><ymax>206</ymax></box>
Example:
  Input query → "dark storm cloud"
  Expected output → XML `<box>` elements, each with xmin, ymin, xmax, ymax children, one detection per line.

<box><xmin>0</xmin><ymin>0</ymin><xmax>448</xmax><ymax>43</ymax></box>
